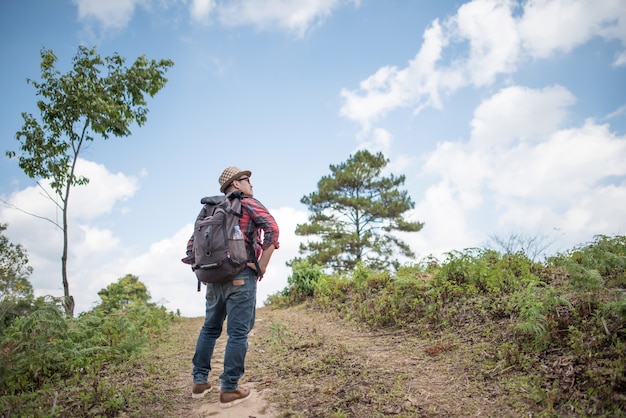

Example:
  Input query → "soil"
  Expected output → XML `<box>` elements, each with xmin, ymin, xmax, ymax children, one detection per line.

<box><xmin>159</xmin><ymin>304</ymin><xmax>535</xmax><ymax>418</ymax></box>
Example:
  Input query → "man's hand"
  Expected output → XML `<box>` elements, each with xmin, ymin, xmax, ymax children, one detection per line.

<box><xmin>247</xmin><ymin>262</ymin><xmax>264</xmax><ymax>281</ymax></box>
<box><xmin>248</xmin><ymin>244</ymin><xmax>275</xmax><ymax>282</ymax></box>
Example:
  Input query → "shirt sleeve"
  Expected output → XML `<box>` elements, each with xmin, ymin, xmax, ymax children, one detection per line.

<box><xmin>242</xmin><ymin>197</ymin><xmax>280</xmax><ymax>250</ymax></box>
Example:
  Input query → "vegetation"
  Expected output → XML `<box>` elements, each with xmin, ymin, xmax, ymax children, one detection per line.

<box><xmin>0</xmin><ymin>224</ymin><xmax>35</xmax><ymax>333</ymax></box>
<box><xmin>5</xmin><ymin>46</ymin><xmax>174</xmax><ymax>316</ymax></box>
<box><xmin>294</xmin><ymin>150</ymin><xmax>423</xmax><ymax>273</ymax></box>
<box><xmin>0</xmin><ymin>275</ymin><xmax>176</xmax><ymax>417</ymax></box>
<box><xmin>1</xmin><ymin>229</ymin><xmax>624</xmax><ymax>416</ymax></box>
<box><xmin>268</xmin><ymin>234</ymin><xmax>626</xmax><ymax>416</ymax></box>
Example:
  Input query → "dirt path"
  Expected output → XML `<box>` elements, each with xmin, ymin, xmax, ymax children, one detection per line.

<box><xmin>164</xmin><ymin>316</ymin><xmax>277</xmax><ymax>418</ymax></box>
<box><xmin>165</xmin><ymin>305</ymin><xmax>532</xmax><ymax>417</ymax></box>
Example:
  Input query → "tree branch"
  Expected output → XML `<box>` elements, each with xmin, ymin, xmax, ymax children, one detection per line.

<box><xmin>0</xmin><ymin>197</ymin><xmax>62</xmax><ymax>231</ymax></box>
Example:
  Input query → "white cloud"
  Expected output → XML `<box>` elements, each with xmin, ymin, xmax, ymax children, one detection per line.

<box><xmin>403</xmin><ymin>182</ymin><xmax>477</xmax><ymax>259</ymax></box>
<box><xmin>605</xmin><ymin>105</ymin><xmax>626</xmax><ymax>120</ymax></box>
<box><xmin>451</xmin><ymin>0</ymin><xmax>520</xmax><ymax>86</ymax></box>
<box><xmin>471</xmin><ymin>85</ymin><xmax>576</xmax><ymax>148</ymax></box>
<box><xmin>339</xmin><ymin>0</ymin><xmax>626</xmax><ymax>129</ymax></box>
<box><xmin>614</xmin><ymin>50</ymin><xmax>626</xmax><ymax>67</ymax></box>
<box><xmin>70</xmin><ymin>159</ymin><xmax>140</xmax><ymax>220</ymax></box>
<box><xmin>518</xmin><ymin>0</ymin><xmax>626</xmax><ymax>59</ymax></box>
<box><xmin>355</xmin><ymin>128</ymin><xmax>392</xmax><ymax>155</ymax></box>
<box><xmin>190</xmin><ymin>0</ymin><xmax>216</xmax><ymax>24</ymax></box>
<box><xmin>339</xmin><ymin>18</ymin><xmax>451</xmax><ymax>130</ymax></box>
<box><xmin>74</xmin><ymin>0</ymin><xmax>358</xmax><ymax>37</ymax></box>
<box><xmin>340</xmin><ymin>0</ymin><xmax>521</xmax><ymax>128</ymax></box>
<box><xmin>72</xmin><ymin>0</ymin><xmax>144</xmax><ymax>29</ymax></box>
<box><xmin>422</xmin><ymin>141</ymin><xmax>490</xmax><ymax>209</ymax></box>
<box><xmin>0</xmin><ymin>160</ymin><xmax>141</xmax><ymax>313</ymax></box>
<box><xmin>212</xmin><ymin>0</ymin><xmax>351</xmax><ymax>37</ymax></box>
<box><xmin>411</xmin><ymin>86</ymin><xmax>626</xmax><ymax>260</ymax></box>
<box><xmin>489</xmin><ymin>120</ymin><xmax>626</xmax><ymax>200</ymax></box>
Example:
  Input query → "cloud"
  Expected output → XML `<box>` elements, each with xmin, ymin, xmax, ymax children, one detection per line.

<box><xmin>451</xmin><ymin>0</ymin><xmax>520</xmax><ymax>86</ymax></box>
<box><xmin>407</xmin><ymin>86</ymin><xmax>626</xmax><ymax>258</ymax></box>
<box><xmin>339</xmin><ymin>0</ymin><xmax>520</xmax><ymax>130</ymax></box>
<box><xmin>73</xmin><ymin>0</ymin><xmax>359</xmax><ymax>37</ymax></box>
<box><xmin>518</xmin><ymin>0</ymin><xmax>626</xmax><ymax>60</ymax></box>
<box><xmin>403</xmin><ymin>181</ymin><xmax>477</xmax><ymax>259</ymax></box>
<box><xmin>72</xmin><ymin>0</ymin><xmax>144</xmax><ymax>29</ymax></box>
<box><xmin>339</xmin><ymin>0</ymin><xmax>626</xmax><ymax>129</ymax></box>
<box><xmin>190</xmin><ymin>0</ymin><xmax>216</xmax><ymax>24</ymax></box>
<box><xmin>209</xmin><ymin>0</ymin><xmax>351</xmax><ymax>37</ymax></box>
<box><xmin>614</xmin><ymin>50</ymin><xmax>626</xmax><ymax>67</ymax></box>
<box><xmin>339</xmin><ymin>15</ymin><xmax>460</xmax><ymax>130</ymax></box>
<box><xmin>470</xmin><ymin>85</ymin><xmax>576</xmax><ymax>148</ymax></box>
<box><xmin>355</xmin><ymin>128</ymin><xmax>393</xmax><ymax>155</ymax></box>
<box><xmin>0</xmin><ymin>159</ymin><xmax>140</xmax><ymax>312</ymax></box>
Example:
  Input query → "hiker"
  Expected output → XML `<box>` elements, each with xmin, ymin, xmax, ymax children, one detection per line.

<box><xmin>190</xmin><ymin>166</ymin><xmax>280</xmax><ymax>408</ymax></box>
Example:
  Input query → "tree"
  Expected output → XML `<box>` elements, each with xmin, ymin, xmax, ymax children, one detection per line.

<box><xmin>97</xmin><ymin>274</ymin><xmax>151</xmax><ymax>312</ymax></box>
<box><xmin>6</xmin><ymin>46</ymin><xmax>173</xmax><ymax>316</ymax></box>
<box><xmin>0</xmin><ymin>224</ymin><xmax>35</xmax><ymax>331</ymax></box>
<box><xmin>486</xmin><ymin>232</ymin><xmax>555</xmax><ymax>262</ymax></box>
<box><xmin>295</xmin><ymin>150</ymin><xmax>423</xmax><ymax>273</ymax></box>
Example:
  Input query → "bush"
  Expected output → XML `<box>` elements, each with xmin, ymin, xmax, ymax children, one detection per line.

<box><xmin>266</xmin><ymin>260</ymin><xmax>326</xmax><ymax>307</ymax></box>
<box><xmin>0</xmin><ymin>276</ymin><xmax>176</xmax><ymax>416</ymax></box>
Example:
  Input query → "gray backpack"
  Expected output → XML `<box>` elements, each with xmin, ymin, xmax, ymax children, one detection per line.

<box><xmin>185</xmin><ymin>191</ymin><xmax>249</xmax><ymax>289</ymax></box>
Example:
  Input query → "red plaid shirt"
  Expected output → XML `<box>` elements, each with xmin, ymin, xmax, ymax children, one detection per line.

<box><xmin>239</xmin><ymin>196</ymin><xmax>280</xmax><ymax>259</ymax></box>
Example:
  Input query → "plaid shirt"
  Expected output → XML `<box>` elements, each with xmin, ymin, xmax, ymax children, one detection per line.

<box><xmin>182</xmin><ymin>196</ymin><xmax>279</xmax><ymax>265</ymax></box>
<box><xmin>239</xmin><ymin>196</ymin><xmax>280</xmax><ymax>259</ymax></box>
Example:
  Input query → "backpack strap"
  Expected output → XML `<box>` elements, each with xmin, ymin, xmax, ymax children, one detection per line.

<box><xmin>229</xmin><ymin>191</ymin><xmax>262</xmax><ymax>278</ymax></box>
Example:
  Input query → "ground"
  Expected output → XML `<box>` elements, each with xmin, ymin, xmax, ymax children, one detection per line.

<box><xmin>156</xmin><ymin>304</ymin><xmax>536</xmax><ymax>417</ymax></box>
<box><xmin>157</xmin><ymin>305</ymin><xmax>532</xmax><ymax>418</ymax></box>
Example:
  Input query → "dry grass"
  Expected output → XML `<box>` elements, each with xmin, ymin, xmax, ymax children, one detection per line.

<box><xmin>128</xmin><ymin>304</ymin><xmax>541</xmax><ymax>417</ymax></box>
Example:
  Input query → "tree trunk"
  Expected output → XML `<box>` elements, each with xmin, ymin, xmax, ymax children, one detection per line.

<box><xmin>61</xmin><ymin>189</ymin><xmax>74</xmax><ymax>317</ymax></box>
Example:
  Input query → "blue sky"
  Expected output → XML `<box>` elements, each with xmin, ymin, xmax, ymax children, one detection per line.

<box><xmin>1</xmin><ymin>0</ymin><xmax>625</xmax><ymax>317</ymax></box>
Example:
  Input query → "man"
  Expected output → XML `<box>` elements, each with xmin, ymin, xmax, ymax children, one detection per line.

<box><xmin>190</xmin><ymin>166</ymin><xmax>280</xmax><ymax>408</ymax></box>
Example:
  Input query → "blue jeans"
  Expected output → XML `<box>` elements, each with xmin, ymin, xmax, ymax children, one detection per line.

<box><xmin>192</xmin><ymin>267</ymin><xmax>257</xmax><ymax>392</ymax></box>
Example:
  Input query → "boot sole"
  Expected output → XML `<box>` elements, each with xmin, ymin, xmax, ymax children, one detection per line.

<box><xmin>191</xmin><ymin>387</ymin><xmax>212</xmax><ymax>399</ymax></box>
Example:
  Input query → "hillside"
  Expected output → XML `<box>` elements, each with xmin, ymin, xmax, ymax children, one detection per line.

<box><xmin>2</xmin><ymin>235</ymin><xmax>623</xmax><ymax>417</ymax></box>
<box><xmin>145</xmin><ymin>304</ymin><xmax>539</xmax><ymax>417</ymax></box>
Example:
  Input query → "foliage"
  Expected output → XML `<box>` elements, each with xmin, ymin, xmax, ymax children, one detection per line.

<box><xmin>97</xmin><ymin>274</ymin><xmax>151</xmax><ymax>312</ymax></box>
<box><xmin>0</xmin><ymin>275</ymin><xmax>175</xmax><ymax>417</ymax></box>
<box><xmin>0</xmin><ymin>223</ymin><xmax>35</xmax><ymax>332</ymax></box>
<box><xmin>294</xmin><ymin>150</ymin><xmax>423</xmax><ymax>273</ymax></box>
<box><xmin>269</xmin><ymin>234</ymin><xmax>626</xmax><ymax>415</ymax></box>
<box><xmin>5</xmin><ymin>45</ymin><xmax>174</xmax><ymax>316</ymax></box>
<box><xmin>289</xmin><ymin>260</ymin><xmax>324</xmax><ymax>299</ymax></box>
<box><xmin>548</xmin><ymin>234</ymin><xmax>626</xmax><ymax>290</ymax></box>
<box><xmin>265</xmin><ymin>260</ymin><xmax>326</xmax><ymax>307</ymax></box>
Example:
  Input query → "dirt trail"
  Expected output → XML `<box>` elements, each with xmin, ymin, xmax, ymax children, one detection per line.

<box><xmin>164</xmin><ymin>315</ymin><xmax>277</xmax><ymax>418</ymax></box>
<box><xmin>166</xmin><ymin>305</ymin><xmax>530</xmax><ymax>417</ymax></box>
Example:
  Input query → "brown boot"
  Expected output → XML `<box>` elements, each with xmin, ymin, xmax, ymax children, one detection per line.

<box><xmin>191</xmin><ymin>382</ymin><xmax>212</xmax><ymax>399</ymax></box>
<box><xmin>219</xmin><ymin>386</ymin><xmax>251</xmax><ymax>408</ymax></box>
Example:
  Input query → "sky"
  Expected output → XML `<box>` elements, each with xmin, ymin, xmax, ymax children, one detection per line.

<box><xmin>1</xmin><ymin>0</ymin><xmax>625</xmax><ymax>317</ymax></box>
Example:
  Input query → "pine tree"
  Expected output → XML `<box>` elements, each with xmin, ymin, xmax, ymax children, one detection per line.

<box><xmin>295</xmin><ymin>150</ymin><xmax>423</xmax><ymax>273</ymax></box>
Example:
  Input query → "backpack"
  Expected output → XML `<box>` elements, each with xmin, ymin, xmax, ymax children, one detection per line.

<box><xmin>184</xmin><ymin>190</ymin><xmax>249</xmax><ymax>289</ymax></box>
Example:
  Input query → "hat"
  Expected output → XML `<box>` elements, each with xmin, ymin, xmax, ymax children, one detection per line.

<box><xmin>219</xmin><ymin>166</ymin><xmax>252</xmax><ymax>193</ymax></box>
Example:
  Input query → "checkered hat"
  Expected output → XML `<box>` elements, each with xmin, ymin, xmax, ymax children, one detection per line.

<box><xmin>218</xmin><ymin>166</ymin><xmax>252</xmax><ymax>193</ymax></box>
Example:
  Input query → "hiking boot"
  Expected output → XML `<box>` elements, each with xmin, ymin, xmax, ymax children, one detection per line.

<box><xmin>191</xmin><ymin>382</ymin><xmax>212</xmax><ymax>399</ymax></box>
<box><xmin>219</xmin><ymin>386</ymin><xmax>251</xmax><ymax>408</ymax></box>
